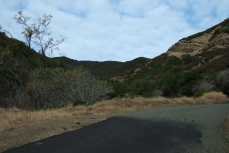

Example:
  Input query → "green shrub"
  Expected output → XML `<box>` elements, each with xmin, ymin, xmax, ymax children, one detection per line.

<box><xmin>204</xmin><ymin>56</ymin><xmax>211</xmax><ymax>62</ymax></box>
<box><xmin>226</xmin><ymin>63</ymin><xmax>229</xmax><ymax>68</ymax></box>
<box><xmin>73</xmin><ymin>100</ymin><xmax>87</xmax><ymax>106</ymax></box>
<box><xmin>130</xmin><ymin>79</ymin><xmax>153</xmax><ymax>97</ymax></box>
<box><xmin>222</xmin><ymin>28</ymin><xmax>229</xmax><ymax>33</ymax></box>
<box><xmin>109</xmin><ymin>80</ymin><xmax>128</xmax><ymax>98</ymax></box>
<box><xmin>194</xmin><ymin>89</ymin><xmax>206</xmax><ymax>97</ymax></box>
<box><xmin>158</xmin><ymin>71</ymin><xmax>202</xmax><ymax>97</ymax></box>
<box><xmin>185</xmin><ymin>32</ymin><xmax>205</xmax><ymax>41</ymax></box>
<box><xmin>166</xmin><ymin>56</ymin><xmax>181</xmax><ymax>66</ymax></box>
<box><xmin>181</xmin><ymin>54</ymin><xmax>193</xmax><ymax>64</ymax></box>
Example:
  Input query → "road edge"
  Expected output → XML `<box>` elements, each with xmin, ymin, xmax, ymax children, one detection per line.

<box><xmin>223</xmin><ymin>114</ymin><xmax>229</xmax><ymax>152</ymax></box>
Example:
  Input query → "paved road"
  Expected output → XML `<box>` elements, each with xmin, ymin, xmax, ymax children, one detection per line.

<box><xmin>4</xmin><ymin>102</ymin><xmax>229</xmax><ymax>153</ymax></box>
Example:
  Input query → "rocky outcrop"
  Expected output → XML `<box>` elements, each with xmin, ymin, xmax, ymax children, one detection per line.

<box><xmin>166</xmin><ymin>21</ymin><xmax>229</xmax><ymax>57</ymax></box>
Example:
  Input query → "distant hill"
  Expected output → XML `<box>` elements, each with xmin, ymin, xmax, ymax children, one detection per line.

<box><xmin>53</xmin><ymin>56</ymin><xmax>150</xmax><ymax>79</ymax></box>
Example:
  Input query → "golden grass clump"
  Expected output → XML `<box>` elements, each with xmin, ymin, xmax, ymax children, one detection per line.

<box><xmin>195</xmin><ymin>91</ymin><xmax>228</xmax><ymax>104</ymax></box>
<box><xmin>172</xmin><ymin>96</ymin><xmax>195</xmax><ymax>105</ymax></box>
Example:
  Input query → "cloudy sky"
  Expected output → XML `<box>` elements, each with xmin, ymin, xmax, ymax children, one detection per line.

<box><xmin>1</xmin><ymin>0</ymin><xmax>229</xmax><ymax>61</ymax></box>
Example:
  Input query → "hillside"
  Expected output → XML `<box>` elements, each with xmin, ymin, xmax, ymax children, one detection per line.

<box><xmin>111</xmin><ymin>18</ymin><xmax>229</xmax><ymax>97</ymax></box>
<box><xmin>1</xmin><ymin>18</ymin><xmax>229</xmax><ymax>108</ymax></box>
<box><xmin>0</xmin><ymin>32</ymin><xmax>112</xmax><ymax>109</ymax></box>
<box><xmin>167</xmin><ymin>18</ymin><xmax>229</xmax><ymax>57</ymax></box>
<box><xmin>53</xmin><ymin>56</ymin><xmax>150</xmax><ymax>79</ymax></box>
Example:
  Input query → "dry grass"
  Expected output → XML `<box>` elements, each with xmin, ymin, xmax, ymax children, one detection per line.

<box><xmin>0</xmin><ymin>91</ymin><xmax>228</xmax><ymax>152</ymax></box>
<box><xmin>195</xmin><ymin>91</ymin><xmax>228</xmax><ymax>104</ymax></box>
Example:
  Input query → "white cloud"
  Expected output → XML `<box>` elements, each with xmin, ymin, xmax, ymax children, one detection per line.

<box><xmin>166</xmin><ymin>0</ymin><xmax>188</xmax><ymax>10</ymax></box>
<box><xmin>0</xmin><ymin>0</ymin><xmax>228</xmax><ymax>61</ymax></box>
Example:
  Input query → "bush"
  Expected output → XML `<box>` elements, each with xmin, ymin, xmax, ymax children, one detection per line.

<box><xmin>193</xmin><ymin>81</ymin><xmax>215</xmax><ymax>93</ymax></box>
<box><xmin>109</xmin><ymin>80</ymin><xmax>128</xmax><ymax>98</ymax></box>
<box><xmin>226</xmin><ymin>62</ymin><xmax>229</xmax><ymax>68</ymax></box>
<box><xmin>159</xmin><ymin>72</ymin><xmax>180</xmax><ymax>97</ymax></box>
<box><xmin>152</xmin><ymin>90</ymin><xmax>163</xmax><ymax>97</ymax></box>
<box><xmin>181</xmin><ymin>54</ymin><xmax>193</xmax><ymax>64</ymax></box>
<box><xmin>166</xmin><ymin>56</ymin><xmax>181</xmax><ymax>66</ymax></box>
<box><xmin>194</xmin><ymin>89</ymin><xmax>206</xmax><ymax>98</ymax></box>
<box><xmin>216</xmin><ymin>70</ymin><xmax>229</xmax><ymax>96</ymax></box>
<box><xmin>158</xmin><ymin>71</ymin><xmax>202</xmax><ymax>97</ymax></box>
<box><xmin>14</xmin><ymin>67</ymin><xmax>113</xmax><ymax>110</ymax></box>
<box><xmin>129</xmin><ymin>79</ymin><xmax>154</xmax><ymax>97</ymax></box>
<box><xmin>73</xmin><ymin>100</ymin><xmax>87</xmax><ymax>106</ymax></box>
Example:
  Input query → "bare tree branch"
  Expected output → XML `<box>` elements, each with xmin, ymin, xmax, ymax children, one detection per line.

<box><xmin>13</xmin><ymin>10</ymin><xmax>34</xmax><ymax>48</ymax></box>
<box><xmin>13</xmin><ymin>10</ymin><xmax>66</xmax><ymax>56</ymax></box>
<box><xmin>0</xmin><ymin>25</ymin><xmax>13</xmax><ymax>38</ymax></box>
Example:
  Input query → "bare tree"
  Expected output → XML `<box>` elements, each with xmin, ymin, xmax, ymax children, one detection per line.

<box><xmin>193</xmin><ymin>81</ymin><xmax>215</xmax><ymax>92</ymax></box>
<box><xmin>14</xmin><ymin>68</ymin><xmax>113</xmax><ymax>110</ymax></box>
<box><xmin>32</xmin><ymin>14</ymin><xmax>65</xmax><ymax>56</ymax></box>
<box><xmin>13</xmin><ymin>10</ymin><xmax>33</xmax><ymax>48</ymax></box>
<box><xmin>13</xmin><ymin>10</ymin><xmax>66</xmax><ymax>56</ymax></box>
<box><xmin>216</xmin><ymin>69</ymin><xmax>229</xmax><ymax>95</ymax></box>
<box><xmin>217</xmin><ymin>69</ymin><xmax>229</xmax><ymax>83</ymax></box>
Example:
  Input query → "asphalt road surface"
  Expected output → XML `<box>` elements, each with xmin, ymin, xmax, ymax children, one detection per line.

<box><xmin>4</xmin><ymin>102</ymin><xmax>229</xmax><ymax>153</ymax></box>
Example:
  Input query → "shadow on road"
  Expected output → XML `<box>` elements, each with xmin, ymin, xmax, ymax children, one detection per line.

<box><xmin>4</xmin><ymin>116</ymin><xmax>202</xmax><ymax>153</ymax></box>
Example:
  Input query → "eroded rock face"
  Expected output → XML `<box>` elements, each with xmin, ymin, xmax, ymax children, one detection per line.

<box><xmin>167</xmin><ymin>27</ymin><xmax>229</xmax><ymax>57</ymax></box>
<box><xmin>207</xmin><ymin>33</ymin><xmax>229</xmax><ymax>50</ymax></box>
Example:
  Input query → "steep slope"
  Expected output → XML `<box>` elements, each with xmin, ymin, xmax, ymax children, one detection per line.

<box><xmin>166</xmin><ymin>18</ymin><xmax>229</xmax><ymax>74</ymax></box>
<box><xmin>167</xmin><ymin>18</ymin><xmax>229</xmax><ymax>57</ymax></box>
<box><xmin>111</xmin><ymin>18</ymin><xmax>229</xmax><ymax>97</ymax></box>
<box><xmin>116</xmin><ymin>18</ymin><xmax>229</xmax><ymax>80</ymax></box>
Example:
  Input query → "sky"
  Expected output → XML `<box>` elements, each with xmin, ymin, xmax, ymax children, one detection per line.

<box><xmin>0</xmin><ymin>0</ymin><xmax>229</xmax><ymax>62</ymax></box>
